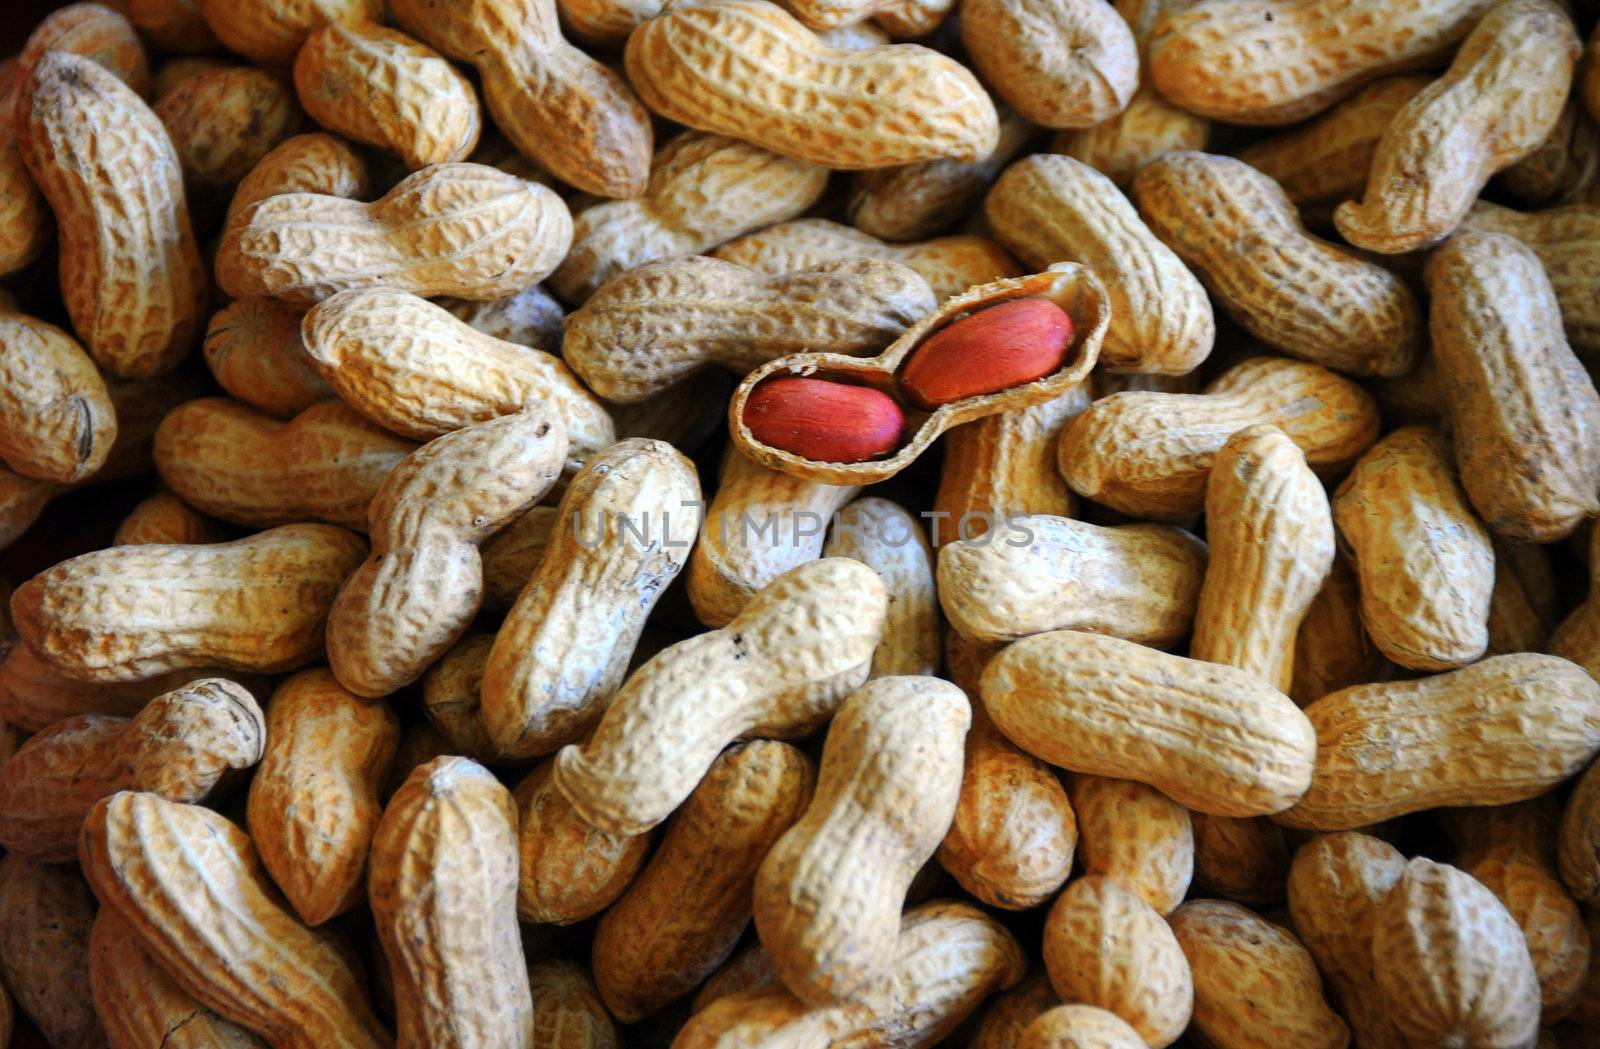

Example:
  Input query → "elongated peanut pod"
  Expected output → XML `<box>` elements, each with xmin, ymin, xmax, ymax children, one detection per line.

<box><xmin>115</xmin><ymin>487</ymin><xmax>224</xmax><ymax>547</ymax></box>
<box><xmin>983</xmin><ymin>630</ymin><xmax>1316</xmax><ymax>817</ymax></box>
<box><xmin>197</xmin><ymin>0</ymin><xmax>381</xmax><ymax>65</ymax></box>
<box><xmin>328</xmin><ymin>409</ymin><xmax>568</xmax><ymax>698</ymax></box>
<box><xmin>1291</xmin><ymin>556</ymin><xmax>1389</xmax><ymax>706</ymax></box>
<box><xmin>755</xmin><ymin>676</ymin><xmax>969</xmax><ymax>1004</ymax></box>
<box><xmin>939</xmin><ymin>515</ymin><xmax>1206</xmax><ymax>648</ymax></box>
<box><xmin>822</xmin><ymin>498</ymin><xmax>937</xmax><ymax>677</ymax></box>
<box><xmin>528</xmin><ymin>962</ymin><xmax>618</xmax><ymax>1049</ymax></box>
<box><xmin>481</xmin><ymin>438</ymin><xmax>699</xmax><ymax>759</ymax></box>
<box><xmin>1466</xmin><ymin>853</ymin><xmax>1591</xmax><ymax>1020</ymax></box>
<box><xmin>625</xmin><ymin>0</ymin><xmax>998</xmax><ymax>169</ymax></box>
<box><xmin>247</xmin><ymin>670</ymin><xmax>398</xmax><ymax>926</ymax></box>
<box><xmin>934</xmin><ymin>385</ymin><xmax>1091</xmax><ymax>535</ymax></box>
<box><xmin>1553</xmin><ymin>527</ymin><xmax>1600</xmax><ymax>689</ymax></box>
<box><xmin>1192</xmin><ymin>425</ymin><xmax>1334</xmax><ymax>690</ymax></box>
<box><xmin>1069</xmin><ymin>775</ymin><xmax>1192</xmax><ymax>915</ymax></box>
<box><xmin>0</xmin><ymin>310</ymin><xmax>116</xmax><ymax>484</ymax></box>
<box><xmin>1460</xmin><ymin>201</ymin><xmax>1600</xmax><ymax>361</ymax></box>
<box><xmin>223</xmin><ymin>131</ymin><xmax>371</xmax><ymax>235</ymax></box>
<box><xmin>960</xmin><ymin>0</ymin><xmax>1137</xmax><ymax>130</ymax></box>
<box><xmin>13</xmin><ymin>523</ymin><xmax>368</xmax><ymax>683</ymax></box>
<box><xmin>554</xmin><ymin>557</ymin><xmax>887</xmax><ymax>835</ymax></box>
<box><xmin>202</xmin><ymin>298</ymin><xmax>335</xmax><ymax>419</ymax></box>
<box><xmin>0</xmin><ymin>854</ymin><xmax>105</xmax><ymax>1049</ymax></box>
<box><xmin>370</xmin><ymin>757</ymin><xmax>530</xmax><ymax>1049</ymax></box>
<box><xmin>512</xmin><ymin>761</ymin><xmax>654</xmax><ymax>925</ymax></box>
<box><xmin>1334</xmin><ymin>0</ymin><xmax>1580</xmax><ymax>253</ymax></box>
<box><xmin>80</xmin><ymin>792</ymin><xmax>389</xmax><ymax>1049</ymax></box>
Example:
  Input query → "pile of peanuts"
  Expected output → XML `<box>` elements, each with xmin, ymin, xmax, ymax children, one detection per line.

<box><xmin>0</xmin><ymin>0</ymin><xmax>1599</xmax><ymax>1046</ymax></box>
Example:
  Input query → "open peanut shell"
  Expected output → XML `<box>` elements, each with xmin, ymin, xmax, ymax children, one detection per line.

<box><xmin>729</xmin><ymin>263</ymin><xmax>1109</xmax><ymax>484</ymax></box>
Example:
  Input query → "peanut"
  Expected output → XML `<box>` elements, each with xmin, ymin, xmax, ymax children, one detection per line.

<box><xmin>555</xmin><ymin>557</ymin><xmax>887</xmax><ymax>835</ymax></box>
<box><xmin>986</xmin><ymin>153</ymin><xmax>1214</xmax><ymax>376</ymax></box>
<box><xmin>1148</xmin><ymin>0</ymin><xmax>1494</xmax><ymax>125</ymax></box>
<box><xmin>1425</xmin><ymin>228</ymin><xmax>1600</xmax><ymax>541</ymax></box>
<box><xmin>1069</xmin><ymin>775</ymin><xmax>1192</xmax><ymax>915</ymax></box>
<box><xmin>1559</xmin><ymin>756</ymin><xmax>1600</xmax><ymax>903</ymax></box>
<box><xmin>153</xmin><ymin>63</ymin><xmax>302</xmax><ymax>221</ymax></box>
<box><xmin>223</xmin><ymin>131</ymin><xmax>371</xmax><ymax>234</ymax></box>
<box><xmin>197</xmin><ymin>0</ymin><xmax>382</xmax><ymax>65</ymax></box>
<box><xmin>440</xmin><ymin>283</ymin><xmax>566</xmax><ymax>355</ymax></box>
<box><xmin>594</xmin><ymin>741</ymin><xmax>814</xmax><ymax>1021</ymax></box>
<box><xmin>419</xmin><ymin>633</ymin><xmax>503</xmax><ymax>762</ymax></box>
<box><xmin>155</xmin><ymin>397</ymin><xmax>416</xmax><ymax>529</ymax></box>
<box><xmin>115</xmin><ymin>486</ymin><xmax>225</xmax><ymax>546</ymax></box>
<box><xmin>19</xmin><ymin>50</ymin><xmax>206</xmax><ymax>378</ymax></box>
<box><xmin>1134</xmin><ymin>151</ymin><xmax>1421</xmax><ymax>376</ymax></box>
<box><xmin>0</xmin><ymin>63</ymin><xmax>50</xmax><ymax>280</ymax></box>
<box><xmin>712</xmin><ymin>217</ymin><xmax>1023</xmax><ymax>302</ymax></box>
<box><xmin>902</xmin><ymin>298</ymin><xmax>1076</xmax><ymax>409</ymax></box>
<box><xmin>126</xmin><ymin>0</ymin><xmax>219</xmax><ymax>52</ymax></box>
<box><xmin>1459</xmin><ymin>200</ymin><xmax>1600</xmax><ymax>360</ymax></box>
<box><xmin>1371</xmin><ymin>858</ymin><xmax>1541</xmax><ymax>1049</ymax></box>
<box><xmin>1334</xmin><ymin>0</ymin><xmax>1580</xmax><ymax>253</ymax></box>
<box><xmin>1491</xmin><ymin>547</ymin><xmax>1561</xmax><ymax>655</ymax></box>
<box><xmin>686</xmin><ymin>447</ymin><xmax>859</xmax><ymax>628</ymax></box>
<box><xmin>247</xmin><ymin>669</ymin><xmax>399</xmax><ymax>925</ymax></box>
<box><xmin>370</xmin><ymin>756</ymin><xmax>530</xmax><ymax>1049</ymax></box>
<box><xmin>1279</xmin><ymin>653</ymin><xmax>1600</xmax><ymax>830</ymax></box>
<box><xmin>1286</xmin><ymin>832</ymin><xmax>1409</xmax><ymax>1049</ymax></box>
<box><xmin>202</xmin><ymin>298</ymin><xmax>336</xmax><ymax>418</ymax></box>
<box><xmin>12</xmin><ymin>522</ymin><xmax>368</xmax><ymax>682</ymax></box>
<box><xmin>769</xmin><ymin>0</ymin><xmax>949</xmax><ymax>34</ymax></box>
<box><xmin>822</xmin><ymin>497</ymin><xmax>938</xmax><ymax>677</ymax></box>
<box><xmin>217</xmin><ymin>162</ymin><xmax>573</xmax><ymax>306</ymax></box>
<box><xmin>1058</xmin><ymin>355</ymin><xmax>1380</xmax><ymax>520</ymax></box>
<box><xmin>527</xmin><ymin>962</ymin><xmax>617</xmax><ymax>1049</ymax></box>
<box><xmin>1332</xmin><ymin>425</ymin><xmax>1496</xmax><ymax>670</ymax></box>
<box><xmin>512</xmin><ymin>761</ymin><xmax>654</xmax><ymax>925</ymax></box>
<box><xmin>301</xmin><ymin>287</ymin><xmax>614</xmax><ymax>465</ymax></box>
<box><xmin>389</xmin><ymin>0</ymin><xmax>654</xmax><ymax>199</ymax></box>
<box><xmin>564</xmin><ymin>255</ymin><xmax>934</xmax><ymax>404</ymax></box>
<box><xmin>1189</xmin><ymin>815</ymin><xmax>1290</xmax><ymax>904</ymax></box>
<box><xmin>1291</xmin><ymin>556</ymin><xmax>1389</xmax><ymax>705</ymax></box>
<box><xmin>550</xmin><ymin>133</ymin><xmax>827</xmax><ymax>305</ymax></box>
<box><xmin>971</xmin><ymin>974</ymin><xmax>1059</xmax><ymax>1049</ymax></box>
<box><xmin>0</xmin><ymin>645</ymin><xmax>254</xmax><ymax>733</ymax></box>
<box><xmin>1498</xmin><ymin>99</ymin><xmax>1600</xmax><ymax>206</ymax></box>
<box><xmin>1466</xmin><ymin>853</ymin><xmax>1591</xmax><ymax>1020</ymax></box>
<box><xmin>480</xmin><ymin>438</ymin><xmax>699</xmax><ymax>758</ymax></box>
<box><xmin>1169</xmin><ymin>899</ymin><xmax>1349</xmax><ymax>1049</ymax></box>
<box><xmin>625</xmin><ymin>0</ymin><xmax>998</xmax><ymax>169</ymax></box>
<box><xmin>556</xmin><ymin>0</ymin><xmax>664</xmax><ymax>48</ymax></box>
<box><xmin>0</xmin><ymin>854</ymin><xmax>105</xmax><ymax>1049</ymax></box>
<box><xmin>960</xmin><ymin>0</ymin><xmax>1137</xmax><ymax>129</ymax></box>
<box><xmin>481</xmin><ymin>507</ymin><xmax>557</xmax><ymax>611</ymax></box>
<box><xmin>0</xmin><ymin>677</ymin><xmax>262</xmax><ymax>862</ymax></box>
<box><xmin>1018</xmin><ymin>1005</ymin><xmax>1145</xmax><ymax>1049</ymax></box>
<box><xmin>741</xmin><ymin>377</ymin><xmax>905</xmax><ymax>464</ymax></box>
<box><xmin>328</xmin><ymin>409</ymin><xmax>568</xmax><ymax>697</ymax></box>
<box><xmin>0</xmin><ymin>309</ymin><xmax>116</xmax><ymax>484</ymax></box>
<box><xmin>982</xmin><ymin>630</ymin><xmax>1316</xmax><ymax>817</ymax></box>
<box><xmin>20</xmin><ymin>2</ymin><xmax>151</xmax><ymax>97</ymax></box>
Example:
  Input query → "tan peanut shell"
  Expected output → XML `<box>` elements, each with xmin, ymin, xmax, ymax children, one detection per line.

<box><xmin>115</xmin><ymin>487</ymin><xmax>223</xmax><ymax>546</ymax></box>
<box><xmin>1147</xmin><ymin>0</ymin><xmax>1493</xmax><ymax>125</ymax></box>
<box><xmin>153</xmin><ymin>64</ymin><xmax>302</xmax><ymax>217</ymax></box>
<box><xmin>1280</xmin><ymin>653</ymin><xmax>1600</xmax><ymax>830</ymax></box>
<box><xmin>12</xmin><ymin>522</ymin><xmax>367</xmax><ymax>682</ymax></box>
<box><xmin>149</xmin><ymin>57</ymin><xmax>235</xmax><ymax>99</ymax></box>
<box><xmin>482</xmin><ymin>507</ymin><xmax>556</xmax><ymax>611</ymax></box>
<box><xmin>1334</xmin><ymin>0</ymin><xmax>1580</xmax><ymax>253</ymax></box>
<box><xmin>301</xmin><ymin>288</ymin><xmax>612</xmax><ymax>466</ymax></box>
<box><xmin>1069</xmin><ymin>775</ymin><xmax>1192</xmax><ymax>915</ymax></box>
<box><xmin>1426</xmin><ymin>229</ymin><xmax>1600</xmax><ymax>541</ymax></box>
<box><xmin>1561</xmin><ymin>754</ymin><xmax>1600</xmax><ymax>903</ymax></box>
<box><xmin>1291</xmin><ymin>555</ymin><xmax>1388</xmax><ymax>705</ymax></box>
<box><xmin>480</xmin><ymin>438</ymin><xmax>699</xmax><ymax>758</ymax></box>
<box><xmin>155</xmin><ymin>397</ymin><xmax>416</xmax><ymax>530</ymax></box>
<box><xmin>564</xmin><ymin>255</ymin><xmax>934</xmax><ymax>404</ymax></box>
<box><xmin>555</xmin><ymin>557</ymin><xmax>887</xmax><ymax>836</ymax></box>
<box><xmin>1018</xmin><ymin>1005</ymin><xmax>1145</xmax><ymax>1049</ymax></box>
<box><xmin>91</xmin><ymin>907</ymin><xmax>267</xmax><ymax>1049</ymax></box>
<box><xmin>370</xmin><ymin>756</ymin><xmax>531</xmax><ymax>1049</ymax></box>
<box><xmin>594</xmin><ymin>741</ymin><xmax>814</xmax><ymax>1021</ymax></box>
<box><xmin>328</xmin><ymin>409</ymin><xmax>567</xmax><ymax>697</ymax></box>
<box><xmin>217</xmin><ymin>162</ymin><xmax>572</xmax><ymax>306</ymax></box>
<box><xmin>528</xmin><ymin>962</ymin><xmax>618</xmax><ymax>1049</ymax></box>
<box><xmin>985</xmin><ymin>153</ymin><xmax>1213</xmax><ymax>376</ymax></box>
<box><xmin>849</xmin><ymin>110</ymin><xmax>1033</xmax><ymax>242</ymax></box>
<box><xmin>731</xmin><ymin>265</ymin><xmax>1108</xmax><ymax>486</ymax></box>
<box><xmin>1333</xmin><ymin>425</ymin><xmax>1496</xmax><ymax>670</ymax></box>
<box><xmin>0</xmin><ymin>854</ymin><xmax>105</xmax><ymax>1049</ymax></box>
<box><xmin>19</xmin><ymin>49</ymin><xmax>206</xmax><ymax>378</ymax></box>
<box><xmin>675</xmin><ymin>900</ymin><xmax>1025</xmax><ymax>1048</ymax></box>
<box><xmin>197</xmin><ymin>0</ymin><xmax>382</xmax><ymax>64</ymax></box>
<box><xmin>625</xmin><ymin>0</ymin><xmax>998</xmax><ymax>169</ymax></box>
<box><xmin>1467</xmin><ymin>853</ymin><xmax>1591</xmax><ymax>1020</ymax></box>
<box><xmin>1189</xmin><ymin>815</ymin><xmax>1290</xmax><ymax>904</ymax></box>
<box><xmin>933</xmin><ymin>385</ymin><xmax>1090</xmax><ymax>536</ymax></box>
<box><xmin>247</xmin><ymin>670</ymin><xmax>398</xmax><ymax>926</ymax></box>
<box><xmin>420</xmin><ymin>632</ymin><xmax>502</xmax><ymax>762</ymax></box>
<box><xmin>0</xmin><ymin>80</ymin><xmax>49</xmax><ymax>280</ymax></box>
<box><xmin>711</xmin><ymin>217</ymin><xmax>1022</xmax><ymax>302</ymax></box>
<box><xmin>389</xmin><ymin>0</ymin><xmax>653</xmax><ymax>199</ymax></box>
<box><xmin>982</xmin><ymin>630</ymin><xmax>1316</xmax><ymax>817</ymax></box>
<box><xmin>80</xmin><ymin>792</ymin><xmax>388</xmax><ymax>1049</ymax></box>
<box><xmin>1041</xmin><ymin>875</ymin><xmax>1192</xmax><ymax>1047</ymax></box>
<box><xmin>1286</xmin><ymin>832</ymin><xmax>1408</xmax><ymax>1049</ymax></box>
<box><xmin>1493</xmin><ymin>542</ymin><xmax>1561</xmax><ymax>659</ymax></box>
<box><xmin>971</xmin><ymin>973</ymin><xmax>1058</xmax><ymax>1049</ymax></box>
<box><xmin>512</xmin><ymin>761</ymin><xmax>653</xmax><ymax>925</ymax></box>
<box><xmin>939</xmin><ymin>515</ymin><xmax>1205</xmax><ymax>647</ymax></box>
<box><xmin>692</xmin><ymin>943</ymin><xmax>782</xmax><ymax>1014</ymax></box>
<box><xmin>125</xmin><ymin>0</ymin><xmax>218</xmax><ymax>52</ymax></box>
<box><xmin>822</xmin><ymin>498</ymin><xmax>938</xmax><ymax>677</ymax></box>
<box><xmin>1237</xmin><ymin>75</ymin><xmax>1432</xmax><ymax>206</ymax></box>
<box><xmin>20</xmin><ymin>3</ymin><xmax>150</xmax><ymax>98</ymax></box>
<box><xmin>223</xmin><ymin>131</ymin><xmax>370</xmax><ymax>235</ymax></box>
<box><xmin>441</xmin><ymin>283</ymin><xmax>566</xmax><ymax>355</ymax></box>
<box><xmin>1169</xmin><ymin>899</ymin><xmax>1349</xmax><ymax>1049</ymax></box>
<box><xmin>961</xmin><ymin>0</ymin><xmax>1136</xmax><ymax>130</ymax></box>
<box><xmin>549</xmin><ymin>133</ymin><xmax>827</xmax><ymax>305</ymax></box>
<box><xmin>1460</xmin><ymin>200</ymin><xmax>1600</xmax><ymax>359</ymax></box>
<box><xmin>292</xmin><ymin>20</ymin><xmax>480</xmax><ymax>171</ymax></box>
<box><xmin>1372</xmin><ymin>858</ymin><xmax>1541</xmax><ymax>1049</ymax></box>
<box><xmin>686</xmin><ymin>447</ymin><xmax>859</xmax><ymax>628</ymax></box>
<box><xmin>0</xmin><ymin>676</ymin><xmax>263</xmax><ymax>862</ymax></box>
<box><xmin>1499</xmin><ymin>99</ymin><xmax>1600</xmax><ymax>206</ymax></box>
<box><xmin>1134</xmin><ymin>151</ymin><xmax>1420</xmax><ymax>376</ymax></box>
<box><xmin>1058</xmin><ymin>355</ymin><xmax>1380</xmax><ymax>520</ymax></box>
<box><xmin>755</xmin><ymin>676</ymin><xmax>969</xmax><ymax>1005</ymax></box>
<box><xmin>769</xmin><ymin>0</ymin><xmax>950</xmax><ymax>34</ymax></box>
<box><xmin>1191</xmin><ymin>424</ymin><xmax>1333</xmax><ymax>691</ymax></box>
<box><xmin>0</xmin><ymin>310</ymin><xmax>116</xmax><ymax>483</ymax></box>
<box><xmin>203</xmin><ymin>297</ymin><xmax>336</xmax><ymax>418</ymax></box>
<box><xmin>0</xmin><ymin>645</ymin><xmax>253</xmax><ymax>733</ymax></box>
